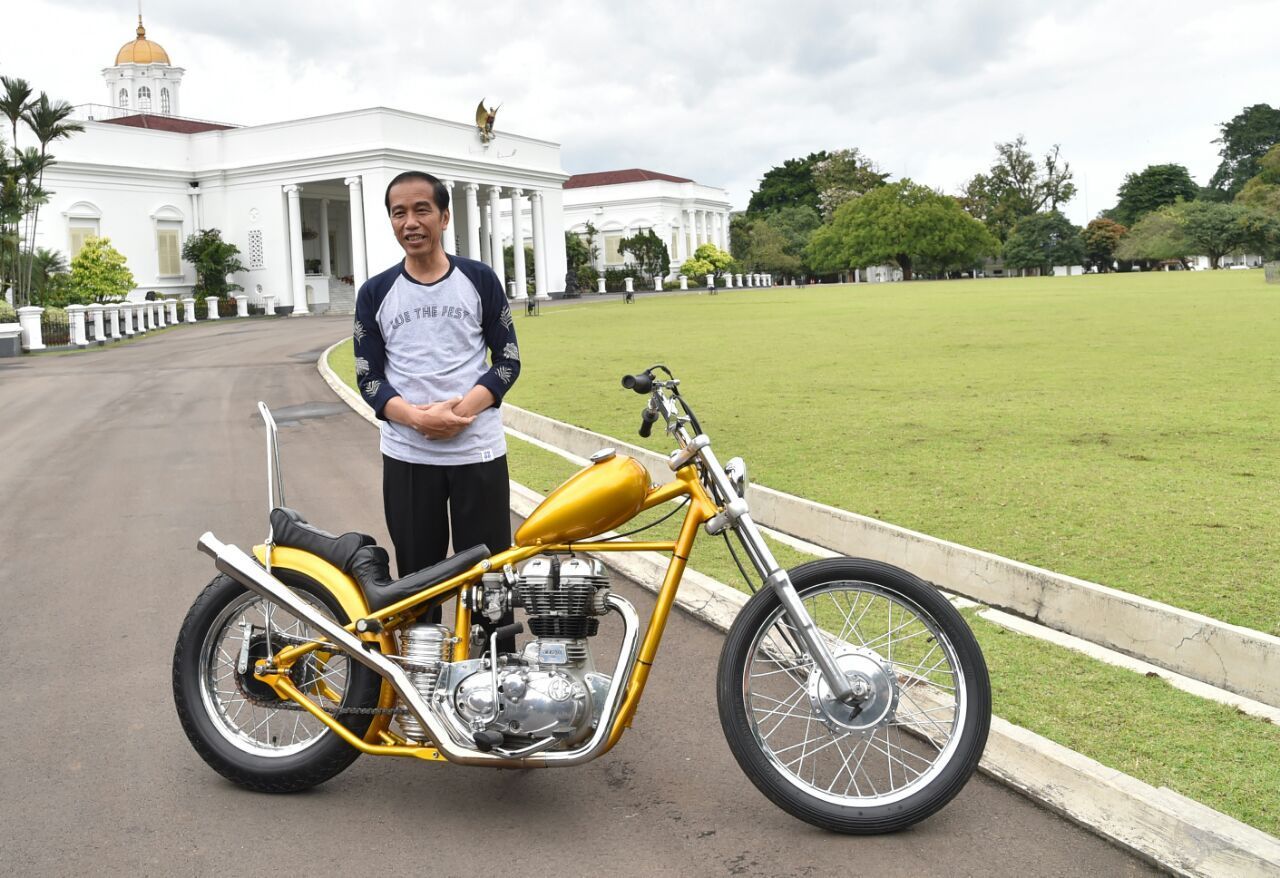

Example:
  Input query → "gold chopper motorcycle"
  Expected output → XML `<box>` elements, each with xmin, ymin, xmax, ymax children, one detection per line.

<box><xmin>173</xmin><ymin>366</ymin><xmax>991</xmax><ymax>834</ymax></box>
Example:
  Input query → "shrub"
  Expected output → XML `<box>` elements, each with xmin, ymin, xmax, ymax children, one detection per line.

<box><xmin>0</xmin><ymin>300</ymin><xmax>15</xmax><ymax>322</ymax></box>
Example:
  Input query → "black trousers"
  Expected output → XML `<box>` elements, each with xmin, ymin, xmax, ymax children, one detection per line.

<box><xmin>382</xmin><ymin>454</ymin><xmax>514</xmax><ymax>646</ymax></box>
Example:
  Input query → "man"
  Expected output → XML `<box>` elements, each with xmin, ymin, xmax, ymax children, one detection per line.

<box><xmin>353</xmin><ymin>170</ymin><xmax>519</xmax><ymax>637</ymax></box>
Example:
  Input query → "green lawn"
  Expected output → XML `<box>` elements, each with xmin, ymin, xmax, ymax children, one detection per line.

<box><xmin>327</xmin><ymin>297</ymin><xmax>1280</xmax><ymax>834</ymax></box>
<box><xmin>493</xmin><ymin>271</ymin><xmax>1279</xmax><ymax>635</ymax></box>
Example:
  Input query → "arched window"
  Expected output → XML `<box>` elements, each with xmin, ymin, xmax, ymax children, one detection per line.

<box><xmin>138</xmin><ymin>86</ymin><xmax>151</xmax><ymax>111</ymax></box>
<box><xmin>119</xmin><ymin>88</ymin><xmax>129</xmax><ymax>108</ymax></box>
<box><xmin>160</xmin><ymin>88</ymin><xmax>171</xmax><ymax>114</ymax></box>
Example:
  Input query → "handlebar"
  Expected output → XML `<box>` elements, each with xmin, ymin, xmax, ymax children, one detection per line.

<box><xmin>638</xmin><ymin>406</ymin><xmax>659</xmax><ymax>438</ymax></box>
<box><xmin>621</xmin><ymin>372</ymin><xmax>653</xmax><ymax>394</ymax></box>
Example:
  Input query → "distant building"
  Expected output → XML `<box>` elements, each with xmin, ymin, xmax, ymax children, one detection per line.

<box><xmin>561</xmin><ymin>169</ymin><xmax>732</xmax><ymax>277</ymax></box>
<box><xmin>31</xmin><ymin>16</ymin><xmax>569</xmax><ymax>312</ymax></box>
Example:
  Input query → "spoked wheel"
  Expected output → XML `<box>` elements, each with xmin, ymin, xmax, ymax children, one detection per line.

<box><xmin>718</xmin><ymin>558</ymin><xmax>991</xmax><ymax>834</ymax></box>
<box><xmin>173</xmin><ymin>572</ymin><xmax>382</xmax><ymax>792</ymax></box>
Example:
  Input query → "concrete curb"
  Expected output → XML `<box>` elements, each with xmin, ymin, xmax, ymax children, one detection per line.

<box><xmin>317</xmin><ymin>341</ymin><xmax>1280</xmax><ymax>877</ymax></box>
<box><xmin>498</xmin><ymin>403</ymin><xmax>1280</xmax><ymax>709</ymax></box>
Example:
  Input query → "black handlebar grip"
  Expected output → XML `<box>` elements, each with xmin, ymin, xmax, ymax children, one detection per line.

<box><xmin>621</xmin><ymin>372</ymin><xmax>654</xmax><ymax>394</ymax></box>
<box><xmin>639</xmin><ymin>407</ymin><xmax>659</xmax><ymax>438</ymax></box>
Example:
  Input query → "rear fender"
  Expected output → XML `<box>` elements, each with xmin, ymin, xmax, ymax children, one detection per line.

<box><xmin>252</xmin><ymin>544</ymin><xmax>398</xmax><ymax>740</ymax></box>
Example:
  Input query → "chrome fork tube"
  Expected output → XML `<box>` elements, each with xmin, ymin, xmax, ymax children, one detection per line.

<box><xmin>696</xmin><ymin>444</ymin><xmax>856</xmax><ymax>703</ymax></box>
<box><xmin>196</xmin><ymin>532</ymin><xmax>641</xmax><ymax>766</ymax></box>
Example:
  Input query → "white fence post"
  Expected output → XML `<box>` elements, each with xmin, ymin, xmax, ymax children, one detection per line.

<box><xmin>235</xmin><ymin>295</ymin><xmax>249</xmax><ymax>318</ymax></box>
<box><xmin>679</xmin><ymin>276</ymin><xmax>688</xmax><ymax>290</ymax></box>
<box><xmin>17</xmin><ymin>305</ymin><xmax>44</xmax><ymax>351</ymax></box>
<box><xmin>182</xmin><ymin>298</ymin><xmax>196</xmax><ymax>324</ymax></box>
<box><xmin>207</xmin><ymin>297</ymin><xmax>220</xmax><ymax>320</ymax></box>
<box><xmin>264</xmin><ymin>295</ymin><xmax>277</xmax><ymax>316</ymax></box>
<box><xmin>66</xmin><ymin>304</ymin><xmax>88</xmax><ymax>347</ymax></box>
<box><xmin>597</xmin><ymin>277</ymin><xmax>606</xmax><ymax>294</ymax></box>
<box><xmin>107</xmin><ymin>304</ymin><xmax>121</xmax><ymax>340</ymax></box>
<box><xmin>167</xmin><ymin>299</ymin><xmax>179</xmax><ymax>324</ymax></box>
<box><xmin>88</xmin><ymin>303</ymin><xmax>105</xmax><ymax>342</ymax></box>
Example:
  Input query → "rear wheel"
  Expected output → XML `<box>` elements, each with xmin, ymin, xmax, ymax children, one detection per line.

<box><xmin>172</xmin><ymin>572</ymin><xmax>382</xmax><ymax>792</ymax></box>
<box><xmin>717</xmin><ymin>558</ymin><xmax>991</xmax><ymax>833</ymax></box>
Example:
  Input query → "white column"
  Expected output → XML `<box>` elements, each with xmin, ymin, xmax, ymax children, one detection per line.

<box><xmin>107</xmin><ymin>304</ymin><xmax>121</xmax><ymax>339</ymax></box>
<box><xmin>88</xmin><ymin>304</ymin><xmax>104</xmax><ymax>341</ymax></box>
<box><xmin>510</xmin><ymin>188</ymin><xmax>528</xmax><ymax>301</ymax></box>
<box><xmin>284</xmin><ymin>185</ymin><xmax>309</xmax><ymax>315</ymax></box>
<box><xmin>720</xmin><ymin>212</ymin><xmax>729</xmax><ymax>250</ymax></box>
<box><xmin>182</xmin><ymin>297</ymin><xmax>196</xmax><ymax>323</ymax></box>
<box><xmin>207</xmin><ymin>296</ymin><xmax>220</xmax><ymax>320</ymax></box>
<box><xmin>698</xmin><ymin>210</ymin><xmax>708</xmax><ymax>246</ymax></box>
<box><xmin>119</xmin><ymin>303</ymin><xmax>134</xmax><ymax>336</ymax></box>
<box><xmin>166</xmin><ymin>299</ymin><xmax>178</xmax><ymax>324</ymax></box>
<box><xmin>441</xmin><ymin>180</ymin><xmax>457</xmax><ymax>255</ymax></box>
<box><xmin>235</xmin><ymin>295</ymin><xmax>249</xmax><ymax>317</ymax></box>
<box><xmin>679</xmin><ymin>276</ymin><xmax>688</xmax><ymax>290</ymax></box>
<box><xmin>319</xmin><ymin>198</ymin><xmax>331</xmax><ymax>275</ymax></box>
<box><xmin>685</xmin><ymin>209</ymin><xmax>696</xmax><ymax>256</ymax></box>
<box><xmin>654</xmin><ymin>275</ymin><xmax>662</xmax><ymax>291</ymax></box>
<box><xmin>67</xmin><ymin>305</ymin><xmax>88</xmax><ymax>346</ymax></box>
<box><xmin>141</xmin><ymin>303</ymin><xmax>152</xmax><ymax>330</ymax></box>
<box><xmin>725</xmin><ymin>273</ymin><xmax>734</xmax><ymax>289</ymax></box>
<box><xmin>16</xmin><ymin>305</ymin><xmax>44</xmax><ymax>350</ymax></box>
<box><xmin>479</xmin><ymin>187</ymin><xmax>493</xmax><ymax>265</ymax></box>
<box><xmin>264</xmin><ymin>295</ymin><xmax>277</xmax><ymax>316</ymax></box>
<box><xmin>530</xmin><ymin>190</ymin><xmax>549</xmax><ymax>300</ymax></box>
<box><xmin>597</xmin><ymin>277</ymin><xmax>606</xmax><ymax>294</ymax></box>
<box><xmin>464</xmin><ymin>183</ymin><xmax>482</xmax><ymax>261</ymax></box>
<box><xmin>487</xmin><ymin>187</ymin><xmax>506</xmax><ymax>288</ymax></box>
<box><xmin>155</xmin><ymin>301</ymin><xmax>166</xmax><ymax>328</ymax></box>
<box><xmin>344</xmin><ymin>176</ymin><xmax>369</xmax><ymax>288</ymax></box>
<box><xmin>705</xmin><ymin>273</ymin><xmax>715</xmax><ymax>289</ymax></box>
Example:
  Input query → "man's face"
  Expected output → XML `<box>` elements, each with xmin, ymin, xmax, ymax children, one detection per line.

<box><xmin>388</xmin><ymin>180</ymin><xmax>450</xmax><ymax>258</ymax></box>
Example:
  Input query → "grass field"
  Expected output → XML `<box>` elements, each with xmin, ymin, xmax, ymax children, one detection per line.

<box><xmin>493</xmin><ymin>271</ymin><xmax>1279</xmax><ymax>635</ymax></box>
<box><xmin>326</xmin><ymin>270</ymin><xmax>1280</xmax><ymax>833</ymax></box>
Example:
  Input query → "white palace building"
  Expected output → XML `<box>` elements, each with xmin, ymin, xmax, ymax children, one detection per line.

<box><xmin>32</xmin><ymin>16</ymin><xmax>573</xmax><ymax>314</ymax></box>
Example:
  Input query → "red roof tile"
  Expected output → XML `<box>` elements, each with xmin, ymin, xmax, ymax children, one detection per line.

<box><xmin>564</xmin><ymin>168</ymin><xmax>693</xmax><ymax>189</ymax></box>
<box><xmin>100</xmin><ymin>114</ymin><xmax>235</xmax><ymax>134</ymax></box>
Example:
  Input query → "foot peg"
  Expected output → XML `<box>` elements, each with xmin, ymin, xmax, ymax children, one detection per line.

<box><xmin>473</xmin><ymin>730</ymin><xmax>505</xmax><ymax>752</ymax></box>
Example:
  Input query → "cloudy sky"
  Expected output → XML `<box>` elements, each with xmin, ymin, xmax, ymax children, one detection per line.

<box><xmin>5</xmin><ymin>0</ymin><xmax>1277</xmax><ymax>224</ymax></box>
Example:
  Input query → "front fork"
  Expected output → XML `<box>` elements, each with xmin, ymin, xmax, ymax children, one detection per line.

<box><xmin>697</xmin><ymin>444</ymin><xmax>856</xmax><ymax>704</ymax></box>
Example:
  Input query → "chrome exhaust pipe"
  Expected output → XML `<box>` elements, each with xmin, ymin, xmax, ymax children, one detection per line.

<box><xmin>196</xmin><ymin>532</ymin><xmax>640</xmax><ymax>767</ymax></box>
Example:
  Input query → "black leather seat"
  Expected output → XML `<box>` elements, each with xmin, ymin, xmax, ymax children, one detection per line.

<box><xmin>269</xmin><ymin>507</ymin><xmax>490</xmax><ymax>612</ymax></box>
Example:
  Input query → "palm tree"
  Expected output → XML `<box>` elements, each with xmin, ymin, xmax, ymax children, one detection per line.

<box><xmin>10</xmin><ymin>146</ymin><xmax>51</xmax><ymax>304</ymax></box>
<box><xmin>0</xmin><ymin>77</ymin><xmax>33</xmax><ymax>298</ymax></box>
<box><xmin>26</xmin><ymin>246</ymin><xmax>67</xmax><ymax>303</ymax></box>
<box><xmin>19</xmin><ymin>94</ymin><xmax>82</xmax><ymax>301</ymax></box>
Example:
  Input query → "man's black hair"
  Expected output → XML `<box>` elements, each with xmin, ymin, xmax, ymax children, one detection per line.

<box><xmin>385</xmin><ymin>171</ymin><xmax>450</xmax><ymax>214</ymax></box>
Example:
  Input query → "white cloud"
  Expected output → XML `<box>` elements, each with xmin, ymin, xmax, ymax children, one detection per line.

<box><xmin>4</xmin><ymin>0</ymin><xmax>1277</xmax><ymax>224</ymax></box>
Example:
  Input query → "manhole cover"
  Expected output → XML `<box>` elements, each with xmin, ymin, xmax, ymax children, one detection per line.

<box><xmin>257</xmin><ymin>402</ymin><xmax>350</xmax><ymax>426</ymax></box>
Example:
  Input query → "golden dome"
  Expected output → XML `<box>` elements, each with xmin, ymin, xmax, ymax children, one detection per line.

<box><xmin>115</xmin><ymin>16</ymin><xmax>170</xmax><ymax>65</ymax></box>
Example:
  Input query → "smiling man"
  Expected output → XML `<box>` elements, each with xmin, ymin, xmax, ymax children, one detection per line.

<box><xmin>353</xmin><ymin>171</ymin><xmax>520</xmax><ymax>635</ymax></box>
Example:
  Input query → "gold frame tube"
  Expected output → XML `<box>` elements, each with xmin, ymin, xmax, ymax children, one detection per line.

<box><xmin>261</xmin><ymin>464</ymin><xmax>720</xmax><ymax>760</ymax></box>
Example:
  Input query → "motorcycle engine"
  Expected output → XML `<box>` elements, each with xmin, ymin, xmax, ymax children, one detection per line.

<box><xmin>452</xmin><ymin>556</ymin><xmax>613</xmax><ymax>745</ymax></box>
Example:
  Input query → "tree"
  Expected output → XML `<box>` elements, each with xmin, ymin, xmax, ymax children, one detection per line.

<box><xmin>1209</xmin><ymin>103</ymin><xmax>1280</xmax><ymax>198</ymax></box>
<box><xmin>746</xmin><ymin>151</ymin><xmax>827</xmax><ymax>215</ymax></box>
<box><xmin>564</xmin><ymin>229</ymin><xmax>596</xmax><ymax>294</ymax></box>
<box><xmin>733</xmin><ymin>205</ymin><xmax>821</xmax><ymax>274</ymax></box>
<box><xmin>1182</xmin><ymin>201</ymin><xmax>1274</xmax><ymax>267</ymax></box>
<box><xmin>679</xmin><ymin>243</ymin><xmax>734</xmax><ymax>280</ymax></box>
<box><xmin>961</xmin><ymin>135</ymin><xmax>1076</xmax><ymax>243</ymax></box>
<box><xmin>181</xmin><ymin>229</ymin><xmax>244</xmax><ymax>299</ymax></box>
<box><xmin>746</xmin><ymin>222</ymin><xmax>801</xmax><ymax>275</ymax></box>
<box><xmin>811</xmin><ymin>148</ymin><xmax>889</xmax><ymax>219</ymax></box>
<box><xmin>1002</xmin><ymin>211</ymin><xmax>1085</xmax><ymax>274</ymax></box>
<box><xmin>1115</xmin><ymin>206</ymin><xmax>1192</xmax><ymax>267</ymax></box>
<box><xmin>68</xmin><ymin>236</ymin><xmax>134</xmax><ymax>302</ymax></box>
<box><xmin>1082</xmin><ymin>218</ymin><xmax>1127</xmax><ymax>272</ymax></box>
<box><xmin>806</xmin><ymin>180</ymin><xmax>997</xmax><ymax>281</ymax></box>
<box><xmin>1236</xmin><ymin>143</ymin><xmax>1280</xmax><ymax>217</ymax></box>
<box><xmin>18</xmin><ymin>93</ymin><xmax>83</xmax><ymax>300</ymax></box>
<box><xmin>618</xmin><ymin>228</ymin><xmax>670</xmax><ymax>281</ymax></box>
<box><xmin>1111</xmin><ymin>164</ymin><xmax>1198</xmax><ymax>226</ymax></box>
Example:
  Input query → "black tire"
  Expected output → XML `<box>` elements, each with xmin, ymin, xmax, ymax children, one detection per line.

<box><xmin>717</xmin><ymin>557</ymin><xmax>991</xmax><ymax>834</ymax></box>
<box><xmin>172</xmin><ymin>571</ymin><xmax>383</xmax><ymax>792</ymax></box>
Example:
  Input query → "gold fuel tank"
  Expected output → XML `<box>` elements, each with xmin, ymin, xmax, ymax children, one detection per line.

<box><xmin>515</xmin><ymin>452</ymin><xmax>650</xmax><ymax>546</ymax></box>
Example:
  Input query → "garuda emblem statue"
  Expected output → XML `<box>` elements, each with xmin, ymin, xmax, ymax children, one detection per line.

<box><xmin>475</xmin><ymin>99</ymin><xmax>500</xmax><ymax>144</ymax></box>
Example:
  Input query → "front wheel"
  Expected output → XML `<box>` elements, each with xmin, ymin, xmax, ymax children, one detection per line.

<box><xmin>717</xmin><ymin>557</ymin><xmax>991</xmax><ymax>834</ymax></box>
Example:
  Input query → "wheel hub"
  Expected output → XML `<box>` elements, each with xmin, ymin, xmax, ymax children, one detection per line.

<box><xmin>807</xmin><ymin>649</ymin><xmax>898</xmax><ymax>733</ymax></box>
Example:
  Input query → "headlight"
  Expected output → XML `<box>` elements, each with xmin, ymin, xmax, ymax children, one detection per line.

<box><xmin>724</xmin><ymin>456</ymin><xmax>748</xmax><ymax>498</ymax></box>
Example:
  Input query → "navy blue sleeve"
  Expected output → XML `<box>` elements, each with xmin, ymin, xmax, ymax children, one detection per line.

<box><xmin>456</xmin><ymin>258</ymin><xmax>521</xmax><ymax>406</ymax></box>
<box><xmin>352</xmin><ymin>270</ymin><xmax>401</xmax><ymax>420</ymax></box>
